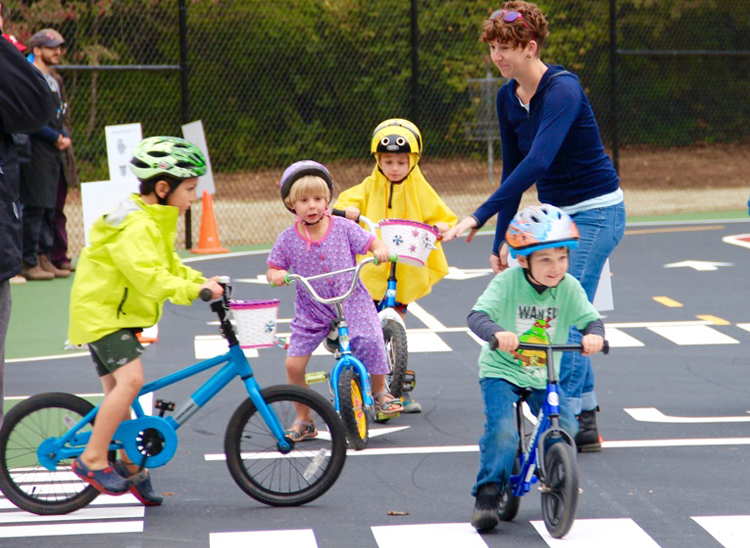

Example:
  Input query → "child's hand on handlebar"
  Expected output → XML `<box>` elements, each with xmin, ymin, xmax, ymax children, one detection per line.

<box><xmin>343</xmin><ymin>207</ymin><xmax>361</xmax><ymax>221</ymax></box>
<box><xmin>270</xmin><ymin>269</ymin><xmax>289</xmax><ymax>287</ymax></box>
<box><xmin>581</xmin><ymin>334</ymin><xmax>604</xmax><ymax>356</ymax></box>
<box><xmin>493</xmin><ymin>331</ymin><xmax>519</xmax><ymax>352</ymax></box>
<box><xmin>373</xmin><ymin>246</ymin><xmax>390</xmax><ymax>264</ymax></box>
<box><xmin>200</xmin><ymin>278</ymin><xmax>224</xmax><ymax>300</ymax></box>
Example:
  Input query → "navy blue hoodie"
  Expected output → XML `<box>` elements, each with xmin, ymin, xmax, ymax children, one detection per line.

<box><xmin>472</xmin><ymin>65</ymin><xmax>620</xmax><ymax>254</ymax></box>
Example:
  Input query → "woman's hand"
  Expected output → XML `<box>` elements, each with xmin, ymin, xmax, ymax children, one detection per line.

<box><xmin>441</xmin><ymin>217</ymin><xmax>479</xmax><ymax>242</ymax></box>
<box><xmin>490</xmin><ymin>243</ymin><xmax>511</xmax><ymax>274</ymax></box>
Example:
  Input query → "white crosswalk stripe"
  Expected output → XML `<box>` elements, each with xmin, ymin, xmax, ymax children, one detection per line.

<box><xmin>693</xmin><ymin>515</ymin><xmax>750</xmax><ymax>548</ymax></box>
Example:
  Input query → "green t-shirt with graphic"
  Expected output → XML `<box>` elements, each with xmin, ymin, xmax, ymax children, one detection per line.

<box><xmin>472</xmin><ymin>266</ymin><xmax>600</xmax><ymax>389</ymax></box>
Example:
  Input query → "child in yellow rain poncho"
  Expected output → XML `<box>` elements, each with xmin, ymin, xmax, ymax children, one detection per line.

<box><xmin>335</xmin><ymin>119</ymin><xmax>457</xmax><ymax>412</ymax></box>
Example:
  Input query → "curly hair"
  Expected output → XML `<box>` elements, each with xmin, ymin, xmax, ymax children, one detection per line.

<box><xmin>480</xmin><ymin>1</ymin><xmax>549</xmax><ymax>53</ymax></box>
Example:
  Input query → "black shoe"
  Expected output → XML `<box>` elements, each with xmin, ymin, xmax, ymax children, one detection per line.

<box><xmin>471</xmin><ymin>483</ymin><xmax>500</xmax><ymax>531</ymax></box>
<box><xmin>575</xmin><ymin>407</ymin><xmax>602</xmax><ymax>453</ymax></box>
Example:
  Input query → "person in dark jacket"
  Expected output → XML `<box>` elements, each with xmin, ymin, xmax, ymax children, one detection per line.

<box><xmin>20</xmin><ymin>28</ymin><xmax>72</xmax><ymax>280</ymax></box>
<box><xmin>443</xmin><ymin>2</ymin><xmax>625</xmax><ymax>452</ymax></box>
<box><xmin>0</xmin><ymin>28</ymin><xmax>54</xmax><ymax>423</ymax></box>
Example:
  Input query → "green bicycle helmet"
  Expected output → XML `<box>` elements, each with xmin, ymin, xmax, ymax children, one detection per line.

<box><xmin>129</xmin><ymin>136</ymin><xmax>207</xmax><ymax>181</ymax></box>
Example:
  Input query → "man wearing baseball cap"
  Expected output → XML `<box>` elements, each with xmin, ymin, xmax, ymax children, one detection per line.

<box><xmin>20</xmin><ymin>27</ymin><xmax>79</xmax><ymax>280</ymax></box>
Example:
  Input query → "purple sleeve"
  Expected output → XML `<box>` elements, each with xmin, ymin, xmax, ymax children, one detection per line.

<box><xmin>267</xmin><ymin>231</ymin><xmax>291</xmax><ymax>270</ymax></box>
<box><xmin>341</xmin><ymin>217</ymin><xmax>374</xmax><ymax>256</ymax></box>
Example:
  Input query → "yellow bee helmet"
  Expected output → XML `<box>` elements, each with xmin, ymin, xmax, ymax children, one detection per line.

<box><xmin>370</xmin><ymin>118</ymin><xmax>423</xmax><ymax>171</ymax></box>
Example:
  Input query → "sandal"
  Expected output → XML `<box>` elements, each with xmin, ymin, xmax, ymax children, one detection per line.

<box><xmin>285</xmin><ymin>419</ymin><xmax>318</xmax><ymax>441</ymax></box>
<box><xmin>374</xmin><ymin>391</ymin><xmax>403</xmax><ymax>416</ymax></box>
<box><xmin>115</xmin><ymin>462</ymin><xmax>163</xmax><ymax>506</ymax></box>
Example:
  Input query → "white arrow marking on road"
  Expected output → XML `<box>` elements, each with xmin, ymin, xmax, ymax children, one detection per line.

<box><xmin>625</xmin><ymin>407</ymin><xmax>750</xmax><ymax>423</ymax></box>
<box><xmin>663</xmin><ymin>260</ymin><xmax>733</xmax><ymax>271</ymax></box>
<box><xmin>234</xmin><ymin>275</ymin><xmax>270</xmax><ymax>285</ymax></box>
<box><xmin>444</xmin><ymin>266</ymin><xmax>494</xmax><ymax>280</ymax></box>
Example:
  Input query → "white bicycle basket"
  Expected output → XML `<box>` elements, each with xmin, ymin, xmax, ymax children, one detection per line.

<box><xmin>379</xmin><ymin>219</ymin><xmax>439</xmax><ymax>267</ymax></box>
<box><xmin>229</xmin><ymin>299</ymin><xmax>280</xmax><ymax>348</ymax></box>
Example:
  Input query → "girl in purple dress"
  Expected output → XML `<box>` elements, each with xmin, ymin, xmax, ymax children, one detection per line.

<box><xmin>266</xmin><ymin>161</ymin><xmax>404</xmax><ymax>441</ymax></box>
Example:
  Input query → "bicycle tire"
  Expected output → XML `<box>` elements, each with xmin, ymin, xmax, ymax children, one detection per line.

<box><xmin>541</xmin><ymin>442</ymin><xmax>579</xmax><ymax>538</ymax></box>
<box><xmin>225</xmin><ymin>385</ymin><xmax>347</xmax><ymax>506</ymax></box>
<box><xmin>0</xmin><ymin>392</ymin><xmax>103</xmax><ymax>515</ymax></box>
<box><xmin>382</xmin><ymin>320</ymin><xmax>408</xmax><ymax>399</ymax></box>
<box><xmin>338</xmin><ymin>368</ymin><xmax>369</xmax><ymax>450</ymax></box>
<box><xmin>497</xmin><ymin>454</ymin><xmax>521</xmax><ymax>521</ymax></box>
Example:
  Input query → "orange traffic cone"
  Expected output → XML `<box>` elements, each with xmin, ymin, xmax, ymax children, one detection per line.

<box><xmin>191</xmin><ymin>190</ymin><xmax>229</xmax><ymax>254</ymax></box>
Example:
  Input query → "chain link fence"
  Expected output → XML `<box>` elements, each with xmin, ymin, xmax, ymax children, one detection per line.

<box><xmin>4</xmin><ymin>0</ymin><xmax>749</xmax><ymax>258</ymax></box>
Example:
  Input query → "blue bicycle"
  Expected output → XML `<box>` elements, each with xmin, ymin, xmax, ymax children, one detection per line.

<box><xmin>487</xmin><ymin>337</ymin><xmax>609</xmax><ymax>538</ymax></box>
<box><xmin>285</xmin><ymin>255</ymin><xmax>398</xmax><ymax>450</ymax></box>
<box><xmin>0</xmin><ymin>280</ymin><xmax>347</xmax><ymax>515</ymax></box>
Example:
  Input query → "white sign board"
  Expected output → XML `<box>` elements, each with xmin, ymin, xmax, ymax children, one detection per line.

<box><xmin>105</xmin><ymin>123</ymin><xmax>142</xmax><ymax>187</ymax></box>
<box><xmin>181</xmin><ymin>120</ymin><xmax>215</xmax><ymax>195</ymax></box>
<box><xmin>508</xmin><ymin>256</ymin><xmax>613</xmax><ymax>312</ymax></box>
<box><xmin>80</xmin><ymin>181</ymin><xmax>131</xmax><ymax>247</ymax></box>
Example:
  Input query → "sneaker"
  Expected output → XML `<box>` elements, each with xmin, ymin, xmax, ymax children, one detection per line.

<box><xmin>21</xmin><ymin>262</ymin><xmax>54</xmax><ymax>281</ymax></box>
<box><xmin>71</xmin><ymin>457</ymin><xmax>129</xmax><ymax>495</ymax></box>
<box><xmin>9</xmin><ymin>275</ymin><xmax>26</xmax><ymax>285</ymax></box>
<box><xmin>575</xmin><ymin>408</ymin><xmax>602</xmax><ymax>453</ymax></box>
<box><xmin>401</xmin><ymin>393</ymin><xmax>422</xmax><ymax>414</ymax></box>
<box><xmin>115</xmin><ymin>463</ymin><xmax>163</xmax><ymax>506</ymax></box>
<box><xmin>471</xmin><ymin>483</ymin><xmax>500</xmax><ymax>531</ymax></box>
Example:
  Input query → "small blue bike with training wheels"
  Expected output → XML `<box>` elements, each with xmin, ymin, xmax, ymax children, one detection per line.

<box><xmin>487</xmin><ymin>336</ymin><xmax>609</xmax><ymax>539</ymax></box>
<box><xmin>282</xmin><ymin>254</ymin><xmax>400</xmax><ymax>450</ymax></box>
<box><xmin>0</xmin><ymin>278</ymin><xmax>347</xmax><ymax>515</ymax></box>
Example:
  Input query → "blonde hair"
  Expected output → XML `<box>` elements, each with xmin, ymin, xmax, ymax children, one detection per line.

<box><xmin>284</xmin><ymin>175</ymin><xmax>331</xmax><ymax>210</ymax></box>
<box><xmin>480</xmin><ymin>1</ymin><xmax>549</xmax><ymax>53</ymax></box>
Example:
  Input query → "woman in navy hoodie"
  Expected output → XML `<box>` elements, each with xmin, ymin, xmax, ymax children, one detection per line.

<box><xmin>444</xmin><ymin>1</ymin><xmax>625</xmax><ymax>452</ymax></box>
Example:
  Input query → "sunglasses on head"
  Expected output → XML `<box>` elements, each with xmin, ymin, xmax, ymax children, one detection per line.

<box><xmin>490</xmin><ymin>9</ymin><xmax>530</xmax><ymax>31</ymax></box>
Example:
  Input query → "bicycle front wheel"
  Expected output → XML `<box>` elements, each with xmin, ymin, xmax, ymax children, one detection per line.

<box><xmin>338</xmin><ymin>368</ymin><xmax>369</xmax><ymax>450</ymax></box>
<box><xmin>225</xmin><ymin>385</ymin><xmax>347</xmax><ymax>506</ymax></box>
<box><xmin>382</xmin><ymin>320</ymin><xmax>408</xmax><ymax>399</ymax></box>
<box><xmin>0</xmin><ymin>393</ymin><xmax>102</xmax><ymax>515</ymax></box>
<box><xmin>541</xmin><ymin>442</ymin><xmax>579</xmax><ymax>538</ymax></box>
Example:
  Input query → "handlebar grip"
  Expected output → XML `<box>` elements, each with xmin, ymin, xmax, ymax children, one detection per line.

<box><xmin>331</xmin><ymin>208</ymin><xmax>360</xmax><ymax>223</ymax></box>
<box><xmin>388</xmin><ymin>252</ymin><xmax>398</xmax><ymax>263</ymax></box>
<box><xmin>602</xmin><ymin>340</ymin><xmax>610</xmax><ymax>355</ymax></box>
<box><xmin>488</xmin><ymin>334</ymin><xmax>498</xmax><ymax>351</ymax></box>
<box><xmin>199</xmin><ymin>288</ymin><xmax>213</xmax><ymax>302</ymax></box>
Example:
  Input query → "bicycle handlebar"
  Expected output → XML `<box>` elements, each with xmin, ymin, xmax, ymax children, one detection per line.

<box><xmin>282</xmin><ymin>255</ymin><xmax>397</xmax><ymax>305</ymax></box>
<box><xmin>487</xmin><ymin>336</ymin><xmax>610</xmax><ymax>355</ymax></box>
<box><xmin>331</xmin><ymin>208</ymin><xmax>378</xmax><ymax>235</ymax></box>
<box><xmin>199</xmin><ymin>288</ymin><xmax>213</xmax><ymax>302</ymax></box>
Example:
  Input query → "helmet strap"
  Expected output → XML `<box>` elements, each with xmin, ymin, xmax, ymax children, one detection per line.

<box><xmin>294</xmin><ymin>208</ymin><xmax>331</xmax><ymax>252</ymax></box>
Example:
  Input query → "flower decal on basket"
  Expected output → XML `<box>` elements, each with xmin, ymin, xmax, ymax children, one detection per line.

<box><xmin>392</xmin><ymin>234</ymin><xmax>404</xmax><ymax>247</ymax></box>
<box><xmin>409</xmin><ymin>244</ymin><xmax>417</xmax><ymax>253</ymax></box>
<box><xmin>412</xmin><ymin>229</ymin><xmax>420</xmax><ymax>238</ymax></box>
<box><xmin>265</xmin><ymin>320</ymin><xmax>276</xmax><ymax>333</ymax></box>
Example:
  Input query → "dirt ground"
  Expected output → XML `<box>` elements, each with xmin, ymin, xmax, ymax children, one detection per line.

<box><xmin>64</xmin><ymin>144</ymin><xmax>750</xmax><ymax>255</ymax></box>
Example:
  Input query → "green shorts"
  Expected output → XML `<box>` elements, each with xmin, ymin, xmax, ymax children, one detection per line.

<box><xmin>88</xmin><ymin>328</ymin><xmax>145</xmax><ymax>377</ymax></box>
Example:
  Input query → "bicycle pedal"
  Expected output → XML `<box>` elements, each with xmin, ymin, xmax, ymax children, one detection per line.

<box><xmin>154</xmin><ymin>399</ymin><xmax>176</xmax><ymax>417</ymax></box>
<box><xmin>402</xmin><ymin>370</ymin><xmax>416</xmax><ymax>392</ymax></box>
<box><xmin>376</xmin><ymin>411</ymin><xmax>400</xmax><ymax>421</ymax></box>
<box><xmin>305</xmin><ymin>371</ymin><xmax>329</xmax><ymax>384</ymax></box>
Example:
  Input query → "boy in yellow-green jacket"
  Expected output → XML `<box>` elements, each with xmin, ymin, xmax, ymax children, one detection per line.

<box><xmin>68</xmin><ymin>136</ymin><xmax>223</xmax><ymax>503</ymax></box>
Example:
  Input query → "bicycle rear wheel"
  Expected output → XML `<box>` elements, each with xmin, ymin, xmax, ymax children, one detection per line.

<box><xmin>0</xmin><ymin>393</ymin><xmax>102</xmax><ymax>515</ymax></box>
<box><xmin>382</xmin><ymin>320</ymin><xmax>408</xmax><ymax>399</ymax></box>
<box><xmin>225</xmin><ymin>385</ymin><xmax>347</xmax><ymax>506</ymax></box>
<box><xmin>540</xmin><ymin>442</ymin><xmax>579</xmax><ymax>538</ymax></box>
<box><xmin>337</xmin><ymin>368</ymin><xmax>369</xmax><ymax>450</ymax></box>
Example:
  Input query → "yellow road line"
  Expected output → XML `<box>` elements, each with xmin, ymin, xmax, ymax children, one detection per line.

<box><xmin>695</xmin><ymin>315</ymin><xmax>731</xmax><ymax>326</ymax></box>
<box><xmin>653</xmin><ymin>296</ymin><xmax>683</xmax><ymax>307</ymax></box>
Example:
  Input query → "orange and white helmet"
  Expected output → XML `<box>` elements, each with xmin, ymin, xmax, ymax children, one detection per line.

<box><xmin>505</xmin><ymin>204</ymin><xmax>579</xmax><ymax>258</ymax></box>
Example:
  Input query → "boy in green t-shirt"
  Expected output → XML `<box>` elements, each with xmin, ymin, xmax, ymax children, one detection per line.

<box><xmin>466</xmin><ymin>204</ymin><xmax>605</xmax><ymax>532</ymax></box>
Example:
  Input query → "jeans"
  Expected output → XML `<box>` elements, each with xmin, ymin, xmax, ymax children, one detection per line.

<box><xmin>560</xmin><ymin>202</ymin><xmax>626</xmax><ymax>415</ymax></box>
<box><xmin>472</xmin><ymin>377</ymin><xmax>579</xmax><ymax>495</ymax></box>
